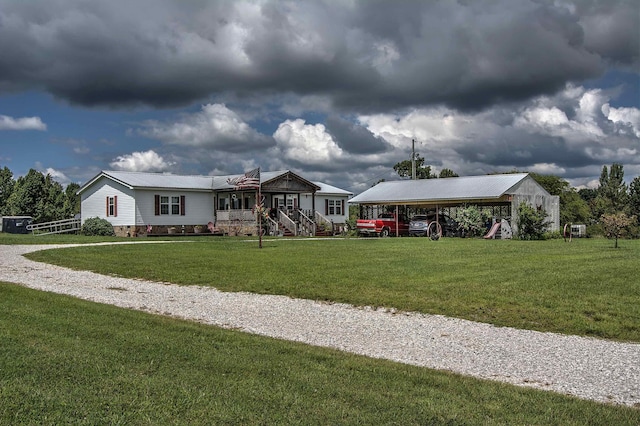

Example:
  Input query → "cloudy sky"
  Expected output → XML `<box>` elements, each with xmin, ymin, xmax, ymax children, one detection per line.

<box><xmin>0</xmin><ymin>0</ymin><xmax>638</xmax><ymax>193</ymax></box>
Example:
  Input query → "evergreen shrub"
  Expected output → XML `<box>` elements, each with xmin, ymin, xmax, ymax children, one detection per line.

<box><xmin>81</xmin><ymin>217</ymin><xmax>116</xmax><ymax>236</ymax></box>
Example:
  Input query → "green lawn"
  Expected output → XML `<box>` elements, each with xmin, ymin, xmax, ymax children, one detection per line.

<box><xmin>1</xmin><ymin>283</ymin><xmax>638</xmax><ymax>425</ymax></box>
<box><xmin>25</xmin><ymin>236</ymin><xmax>640</xmax><ymax>342</ymax></box>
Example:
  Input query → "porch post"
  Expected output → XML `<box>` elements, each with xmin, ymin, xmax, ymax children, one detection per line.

<box><xmin>395</xmin><ymin>205</ymin><xmax>399</xmax><ymax>236</ymax></box>
<box><xmin>257</xmin><ymin>188</ymin><xmax>263</xmax><ymax>249</ymax></box>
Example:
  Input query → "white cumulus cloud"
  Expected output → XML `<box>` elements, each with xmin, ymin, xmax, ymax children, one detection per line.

<box><xmin>0</xmin><ymin>115</ymin><xmax>47</xmax><ymax>131</ymax></box>
<box><xmin>602</xmin><ymin>103</ymin><xmax>640</xmax><ymax>138</ymax></box>
<box><xmin>273</xmin><ymin>119</ymin><xmax>344</xmax><ymax>165</ymax></box>
<box><xmin>137</xmin><ymin>103</ymin><xmax>273</xmax><ymax>151</ymax></box>
<box><xmin>110</xmin><ymin>150</ymin><xmax>174</xmax><ymax>172</ymax></box>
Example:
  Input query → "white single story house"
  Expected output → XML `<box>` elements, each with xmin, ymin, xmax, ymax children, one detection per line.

<box><xmin>78</xmin><ymin>170</ymin><xmax>353</xmax><ymax>237</ymax></box>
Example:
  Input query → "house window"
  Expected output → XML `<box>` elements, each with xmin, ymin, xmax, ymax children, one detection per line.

<box><xmin>328</xmin><ymin>199</ymin><xmax>342</xmax><ymax>215</ymax></box>
<box><xmin>106</xmin><ymin>196</ymin><xmax>117</xmax><ymax>217</ymax></box>
<box><xmin>155</xmin><ymin>195</ymin><xmax>186</xmax><ymax>216</ymax></box>
<box><xmin>171</xmin><ymin>196</ymin><xmax>181</xmax><ymax>215</ymax></box>
<box><xmin>160</xmin><ymin>196</ymin><xmax>170</xmax><ymax>215</ymax></box>
<box><xmin>219</xmin><ymin>197</ymin><xmax>228</xmax><ymax>210</ymax></box>
<box><xmin>286</xmin><ymin>194</ymin><xmax>296</xmax><ymax>210</ymax></box>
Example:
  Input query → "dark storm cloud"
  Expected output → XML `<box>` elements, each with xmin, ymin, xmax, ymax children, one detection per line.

<box><xmin>0</xmin><ymin>0</ymin><xmax>636</xmax><ymax>111</ymax></box>
<box><xmin>454</xmin><ymin>131</ymin><xmax>595</xmax><ymax>170</ymax></box>
<box><xmin>577</xmin><ymin>0</ymin><xmax>640</xmax><ymax>67</ymax></box>
<box><xmin>324</xmin><ymin>115</ymin><xmax>389</xmax><ymax>154</ymax></box>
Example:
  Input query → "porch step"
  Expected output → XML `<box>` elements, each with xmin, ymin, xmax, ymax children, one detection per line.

<box><xmin>315</xmin><ymin>228</ymin><xmax>332</xmax><ymax>237</ymax></box>
<box><xmin>282</xmin><ymin>227</ymin><xmax>295</xmax><ymax>237</ymax></box>
<box><xmin>278</xmin><ymin>223</ymin><xmax>294</xmax><ymax>237</ymax></box>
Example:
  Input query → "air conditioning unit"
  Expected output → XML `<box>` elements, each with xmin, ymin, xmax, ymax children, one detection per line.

<box><xmin>570</xmin><ymin>224</ymin><xmax>586</xmax><ymax>238</ymax></box>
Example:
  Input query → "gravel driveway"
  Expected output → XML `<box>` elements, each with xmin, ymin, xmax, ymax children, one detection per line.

<box><xmin>1</xmin><ymin>242</ymin><xmax>638</xmax><ymax>408</ymax></box>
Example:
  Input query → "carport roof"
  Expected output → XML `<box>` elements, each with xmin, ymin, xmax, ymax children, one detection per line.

<box><xmin>349</xmin><ymin>173</ymin><xmax>530</xmax><ymax>205</ymax></box>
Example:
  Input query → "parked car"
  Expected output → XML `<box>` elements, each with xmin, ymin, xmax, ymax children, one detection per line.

<box><xmin>356</xmin><ymin>213</ymin><xmax>410</xmax><ymax>237</ymax></box>
<box><xmin>409</xmin><ymin>213</ymin><xmax>458</xmax><ymax>237</ymax></box>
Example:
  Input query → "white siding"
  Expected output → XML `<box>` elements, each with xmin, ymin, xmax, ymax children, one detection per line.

<box><xmin>509</xmin><ymin>176</ymin><xmax>560</xmax><ymax>233</ymax></box>
<box><xmin>315</xmin><ymin>194</ymin><xmax>349</xmax><ymax>224</ymax></box>
<box><xmin>80</xmin><ymin>179</ymin><xmax>135</xmax><ymax>226</ymax></box>
<box><xmin>299</xmin><ymin>193</ymin><xmax>314</xmax><ymax>211</ymax></box>
<box><xmin>136</xmin><ymin>190</ymin><xmax>215</xmax><ymax>226</ymax></box>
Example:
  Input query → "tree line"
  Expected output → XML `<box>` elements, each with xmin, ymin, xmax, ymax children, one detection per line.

<box><xmin>0</xmin><ymin>167</ymin><xmax>81</xmax><ymax>223</ymax></box>
<box><xmin>529</xmin><ymin>163</ymin><xmax>639</xmax><ymax>238</ymax></box>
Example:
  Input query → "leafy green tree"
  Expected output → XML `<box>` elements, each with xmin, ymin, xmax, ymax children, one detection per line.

<box><xmin>38</xmin><ymin>174</ymin><xmax>65</xmax><ymax>223</ymax></box>
<box><xmin>601</xmin><ymin>212</ymin><xmax>635</xmax><ymax>249</ymax></box>
<box><xmin>516</xmin><ymin>202</ymin><xmax>550</xmax><ymax>240</ymax></box>
<box><xmin>629</xmin><ymin>176</ymin><xmax>640</xmax><ymax>225</ymax></box>
<box><xmin>453</xmin><ymin>205</ymin><xmax>488</xmax><ymax>237</ymax></box>
<box><xmin>560</xmin><ymin>190</ymin><xmax>591</xmax><ymax>225</ymax></box>
<box><xmin>578</xmin><ymin>188</ymin><xmax>598</xmax><ymax>204</ymax></box>
<box><xmin>4</xmin><ymin>168</ymin><xmax>74</xmax><ymax>223</ymax></box>
<box><xmin>64</xmin><ymin>182</ymin><xmax>82</xmax><ymax>218</ymax></box>
<box><xmin>438</xmin><ymin>168</ymin><xmax>459</xmax><ymax>178</ymax></box>
<box><xmin>595</xmin><ymin>163</ymin><xmax>628</xmax><ymax>215</ymax></box>
<box><xmin>6</xmin><ymin>169</ymin><xmax>46</xmax><ymax>219</ymax></box>
<box><xmin>393</xmin><ymin>154</ymin><xmax>436</xmax><ymax>179</ymax></box>
<box><xmin>0</xmin><ymin>166</ymin><xmax>14</xmax><ymax>215</ymax></box>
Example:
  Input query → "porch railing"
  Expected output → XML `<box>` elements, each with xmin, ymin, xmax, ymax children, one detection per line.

<box><xmin>278</xmin><ymin>210</ymin><xmax>297</xmax><ymax>235</ymax></box>
<box><xmin>297</xmin><ymin>210</ymin><xmax>316</xmax><ymax>236</ymax></box>
<box><xmin>264</xmin><ymin>215</ymin><xmax>279</xmax><ymax>236</ymax></box>
<box><xmin>217</xmin><ymin>210</ymin><xmax>255</xmax><ymax>222</ymax></box>
<box><xmin>314</xmin><ymin>211</ymin><xmax>333</xmax><ymax>231</ymax></box>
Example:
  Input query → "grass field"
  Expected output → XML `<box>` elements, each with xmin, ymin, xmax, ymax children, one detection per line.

<box><xmin>22</xmin><ymin>235</ymin><xmax>640</xmax><ymax>342</ymax></box>
<box><xmin>2</xmin><ymin>282</ymin><xmax>638</xmax><ymax>425</ymax></box>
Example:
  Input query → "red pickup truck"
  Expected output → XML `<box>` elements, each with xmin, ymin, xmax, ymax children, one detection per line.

<box><xmin>356</xmin><ymin>213</ymin><xmax>410</xmax><ymax>237</ymax></box>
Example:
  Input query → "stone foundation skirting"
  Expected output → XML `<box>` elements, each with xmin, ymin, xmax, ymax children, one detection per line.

<box><xmin>112</xmin><ymin>225</ymin><xmax>212</xmax><ymax>237</ymax></box>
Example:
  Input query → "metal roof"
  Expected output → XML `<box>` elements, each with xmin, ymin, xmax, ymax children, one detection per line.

<box><xmin>97</xmin><ymin>170</ymin><xmax>214</xmax><ymax>191</ymax></box>
<box><xmin>313</xmin><ymin>181</ymin><xmax>353</xmax><ymax>196</ymax></box>
<box><xmin>348</xmin><ymin>173</ymin><xmax>530</xmax><ymax>205</ymax></box>
<box><xmin>79</xmin><ymin>170</ymin><xmax>349</xmax><ymax>195</ymax></box>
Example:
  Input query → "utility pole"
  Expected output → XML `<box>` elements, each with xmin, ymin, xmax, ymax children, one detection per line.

<box><xmin>411</xmin><ymin>139</ymin><xmax>416</xmax><ymax>180</ymax></box>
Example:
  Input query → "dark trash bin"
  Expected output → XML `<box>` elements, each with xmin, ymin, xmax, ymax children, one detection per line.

<box><xmin>1</xmin><ymin>216</ymin><xmax>33</xmax><ymax>234</ymax></box>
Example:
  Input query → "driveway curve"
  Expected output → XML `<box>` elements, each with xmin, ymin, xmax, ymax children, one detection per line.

<box><xmin>1</xmin><ymin>242</ymin><xmax>638</xmax><ymax>407</ymax></box>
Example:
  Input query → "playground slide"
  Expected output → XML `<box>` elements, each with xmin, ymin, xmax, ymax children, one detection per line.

<box><xmin>483</xmin><ymin>222</ymin><xmax>501</xmax><ymax>239</ymax></box>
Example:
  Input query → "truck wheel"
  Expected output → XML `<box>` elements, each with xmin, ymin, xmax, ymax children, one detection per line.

<box><xmin>379</xmin><ymin>228</ymin><xmax>390</xmax><ymax>237</ymax></box>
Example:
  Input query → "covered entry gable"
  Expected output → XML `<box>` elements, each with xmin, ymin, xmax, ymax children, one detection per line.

<box><xmin>260</xmin><ymin>170</ymin><xmax>320</xmax><ymax>193</ymax></box>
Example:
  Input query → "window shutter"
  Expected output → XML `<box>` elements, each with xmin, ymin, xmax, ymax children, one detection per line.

<box><xmin>114</xmin><ymin>196</ymin><xmax>118</xmax><ymax>217</ymax></box>
<box><xmin>325</xmin><ymin>199</ymin><xmax>329</xmax><ymax>215</ymax></box>
<box><xmin>155</xmin><ymin>195</ymin><xmax>160</xmax><ymax>216</ymax></box>
<box><xmin>180</xmin><ymin>195</ymin><xmax>186</xmax><ymax>216</ymax></box>
<box><xmin>106</xmin><ymin>197</ymin><xmax>109</xmax><ymax>217</ymax></box>
<box><xmin>341</xmin><ymin>199</ymin><xmax>345</xmax><ymax>215</ymax></box>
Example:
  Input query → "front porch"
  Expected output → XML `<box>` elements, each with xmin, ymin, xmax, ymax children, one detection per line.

<box><xmin>215</xmin><ymin>208</ymin><xmax>337</xmax><ymax>237</ymax></box>
<box><xmin>214</xmin><ymin>170</ymin><xmax>337</xmax><ymax>236</ymax></box>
